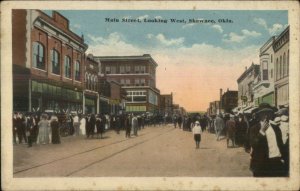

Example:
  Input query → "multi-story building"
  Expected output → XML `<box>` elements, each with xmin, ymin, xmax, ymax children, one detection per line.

<box><xmin>159</xmin><ymin>93</ymin><xmax>173</xmax><ymax>117</ymax></box>
<box><xmin>95</xmin><ymin>54</ymin><xmax>160</xmax><ymax>114</ymax></box>
<box><xmin>237</xmin><ymin>63</ymin><xmax>260</xmax><ymax>108</ymax></box>
<box><xmin>207</xmin><ymin>101</ymin><xmax>220</xmax><ymax>116</ymax></box>
<box><xmin>12</xmin><ymin>10</ymin><xmax>88</xmax><ymax>112</ymax></box>
<box><xmin>253</xmin><ymin>36</ymin><xmax>276</xmax><ymax>107</ymax></box>
<box><xmin>273</xmin><ymin>26</ymin><xmax>289</xmax><ymax>108</ymax></box>
<box><xmin>84</xmin><ymin>54</ymin><xmax>100</xmax><ymax>114</ymax></box>
<box><xmin>221</xmin><ymin>89</ymin><xmax>238</xmax><ymax>113</ymax></box>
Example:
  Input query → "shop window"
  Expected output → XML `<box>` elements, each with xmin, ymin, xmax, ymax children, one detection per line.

<box><xmin>64</xmin><ymin>56</ymin><xmax>71</xmax><ymax>78</ymax></box>
<box><xmin>75</xmin><ymin>60</ymin><xmax>80</xmax><ymax>81</ymax></box>
<box><xmin>32</xmin><ymin>42</ymin><xmax>45</xmax><ymax>70</ymax></box>
<box><xmin>51</xmin><ymin>49</ymin><xmax>60</xmax><ymax>75</ymax></box>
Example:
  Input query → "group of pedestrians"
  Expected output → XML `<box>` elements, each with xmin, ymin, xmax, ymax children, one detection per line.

<box><xmin>206</xmin><ymin>103</ymin><xmax>289</xmax><ymax>177</ymax></box>
<box><xmin>13</xmin><ymin>112</ymin><xmax>61</xmax><ymax>147</ymax></box>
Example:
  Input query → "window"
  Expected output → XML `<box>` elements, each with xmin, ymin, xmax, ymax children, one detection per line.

<box><xmin>111</xmin><ymin>66</ymin><xmax>116</xmax><ymax>74</ymax></box>
<box><xmin>120</xmin><ymin>66</ymin><xmax>125</xmax><ymax>74</ymax></box>
<box><xmin>64</xmin><ymin>56</ymin><xmax>71</xmax><ymax>78</ymax></box>
<box><xmin>94</xmin><ymin>76</ymin><xmax>97</xmax><ymax>91</ymax></box>
<box><xmin>279</xmin><ymin>56</ymin><xmax>282</xmax><ymax>79</ymax></box>
<box><xmin>105</xmin><ymin>66</ymin><xmax>111</xmax><ymax>74</ymax></box>
<box><xmin>271</xmin><ymin>54</ymin><xmax>273</xmax><ymax>63</ymax></box>
<box><xmin>51</xmin><ymin>49</ymin><xmax>60</xmax><ymax>75</ymax></box>
<box><xmin>135</xmin><ymin>79</ymin><xmax>140</xmax><ymax>86</ymax></box>
<box><xmin>75</xmin><ymin>61</ymin><xmax>80</xmax><ymax>81</ymax></box>
<box><xmin>32</xmin><ymin>42</ymin><xmax>45</xmax><ymax>70</ymax></box>
<box><xmin>276</xmin><ymin>58</ymin><xmax>279</xmax><ymax>80</ymax></box>
<box><xmin>85</xmin><ymin>73</ymin><xmax>88</xmax><ymax>88</ymax></box>
<box><xmin>283</xmin><ymin>52</ymin><xmax>287</xmax><ymax>77</ymax></box>
<box><xmin>141</xmin><ymin>66</ymin><xmax>146</xmax><ymax>73</ymax></box>
<box><xmin>271</xmin><ymin>69</ymin><xmax>273</xmax><ymax>78</ymax></box>
<box><xmin>120</xmin><ymin>79</ymin><xmax>125</xmax><ymax>85</ymax></box>
<box><xmin>141</xmin><ymin>78</ymin><xmax>145</xmax><ymax>86</ymax></box>
<box><xmin>262</xmin><ymin>61</ymin><xmax>268</xmax><ymax>80</ymax></box>
<box><xmin>126</xmin><ymin>66</ymin><xmax>131</xmax><ymax>73</ymax></box>
<box><xmin>125</xmin><ymin>79</ymin><xmax>130</xmax><ymax>86</ymax></box>
<box><xmin>135</xmin><ymin>66</ymin><xmax>140</xmax><ymax>73</ymax></box>
<box><xmin>88</xmin><ymin>74</ymin><xmax>91</xmax><ymax>90</ymax></box>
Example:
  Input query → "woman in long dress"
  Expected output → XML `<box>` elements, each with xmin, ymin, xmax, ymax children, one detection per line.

<box><xmin>50</xmin><ymin>115</ymin><xmax>60</xmax><ymax>144</ymax></box>
<box><xmin>80</xmin><ymin>116</ymin><xmax>86</xmax><ymax>135</ymax></box>
<box><xmin>38</xmin><ymin>114</ymin><xmax>50</xmax><ymax>144</ymax></box>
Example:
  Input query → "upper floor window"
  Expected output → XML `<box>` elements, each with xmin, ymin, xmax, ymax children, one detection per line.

<box><xmin>283</xmin><ymin>52</ymin><xmax>287</xmax><ymax>77</ymax></box>
<box><xmin>51</xmin><ymin>49</ymin><xmax>60</xmax><ymax>75</ymax></box>
<box><xmin>135</xmin><ymin>66</ymin><xmax>140</xmax><ymax>73</ymax></box>
<box><xmin>105</xmin><ymin>66</ymin><xmax>111</xmax><ymax>74</ymax></box>
<box><xmin>85</xmin><ymin>73</ymin><xmax>89</xmax><ymax>88</ymax></box>
<box><xmin>140</xmin><ymin>66</ymin><xmax>146</xmax><ymax>73</ymax></box>
<box><xmin>279</xmin><ymin>56</ymin><xmax>282</xmax><ymax>79</ymax></box>
<box><xmin>141</xmin><ymin>78</ymin><xmax>145</xmax><ymax>86</ymax></box>
<box><xmin>271</xmin><ymin>54</ymin><xmax>273</xmax><ymax>63</ymax></box>
<box><xmin>94</xmin><ymin>76</ymin><xmax>97</xmax><ymax>91</ymax></box>
<box><xmin>64</xmin><ymin>56</ymin><xmax>71</xmax><ymax>78</ymax></box>
<box><xmin>262</xmin><ymin>61</ymin><xmax>268</xmax><ymax>80</ymax></box>
<box><xmin>125</xmin><ymin>66</ymin><xmax>131</xmax><ymax>73</ymax></box>
<box><xmin>75</xmin><ymin>60</ymin><xmax>80</xmax><ymax>81</ymax></box>
<box><xmin>276</xmin><ymin>58</ymin><xmax>279</xmax><ymax>80</ymax></box>
<box><xmin>135</xmin><ymin>79</ymin><xmax>140</xmax><ymax>86</ymax></box>
<box><xmin>125</xmin><ymin>79</ymin><xmax>130</xmax><ymax>86</ymax></box>
<box><xmin>32</xmin><ymin>42</ymin><xmax>45</xmax><ymax>70</ymax></box>
<box><xmin>120</xmin><ymin>66</ymin><xmax>125</xmax><ymax>74</ymax></box>
<box><xmin>111</xmin><ymin>66</ymin><xmax>116</xmax><ymax>74</ymax></box>
<box><xmin>287</xmin><ymin>50</ymin><xmax>289</xmax><ymax>76</ymax></box>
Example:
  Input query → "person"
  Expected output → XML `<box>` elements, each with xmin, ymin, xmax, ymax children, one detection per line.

<box><xmin>250</xmin><ymin>104</ymin><xmax>286</xmax><ymax>177</ymax></box>
<box><xmin>26</xmin><ymin>114</ymin><xmax>36</xmax><ymax>147</ymax></box>
<box><xmin>13</xmin><ymin>113</ymin><xmax>18</xmax><ymax>144</ymax></box>
<box><xmin>116</xmin><ymin>115</ymin><xmax>121</xmax><ymax>134</ymax></box>
<box><xmin>214</xmin><ymin>114</ymin><xmax>225</xmax><ymax>141</ymax></box>
<box><xmin>95</xmin><ymin>115</ymin><xmax>101</xmax><ymax>139</ymax></box>
<box><xmin>79</xmin><ymin>115</ymin><xmax>86</xmax><ymax>135</ymax></box>
<box><xmin>132</xmin><ymin>115</ymin><xmax>138</xmax><ymax>136</ymax></box>
<box><xmin>279</xmin><ymin>115</ymin><xmax>289</xmax><ymax>176</ymax></box>
<box><xmin>99</xmin><ymin>114</ymin><xmax>106</xmax><ymax>139</ymax></box>
<box><xmin>38</xmin><ymin>114</ymin><xmax>50</xmax><ymax>144</ymax></box>
<box><xmin>125</xmin><ymin>115</ymin><xmax>131</xmax><ymax>138</ymax></box>
<box><xmin>192</xmin><ymin>121</ymin><xmax>202</xmax><ymax>149</ymax></box>
<box><xmin>50</xmin><ymin>115</ymin><xmax>60</xmax><ymax>144</ymax></box>
<box><xmin>236</xmin><ymin>114</ymin><xmax>247</xmax><ymax>146</ymax></box>
<box><xmin>226</xmin><ymin>115</ymin><xmax>236</xmax><ymax>148</ymax></box>
<box><xmin>85</xmin><ymin>115</ymin><xmax>90</xmax><ymax>138</ymax></box>
<box><xmin>178</xmin><ymin>116</ymin><xmax>183</xmax><ymax>129</ymax></box>
<box><xmin>173</xmin><ymin>115</ymin><xmax>177</xmax><ymax>128</ymax></box>
<box><xmin>73</xmin><ymin>114</ymin><xmax>80</xmax><ymax>136</ymax></box>
<box><xmin>89</xmin><ymin>114</ymin><xmax>96</xmax><ymax>138</ymax></box>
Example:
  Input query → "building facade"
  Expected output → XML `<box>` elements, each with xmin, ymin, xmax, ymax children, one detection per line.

<box><xmin>95</xmin><ymin>54</ymin><xmax>160</xmax><ymax>114</ymax></box>
<box><xmin>84</xmin><ymin>54</ymin><xmax>100</xmax><ymax>114</ymax></box>
<box><xmin>237</xmin><ymin>63</ymin><xmax>260</xmax><ymax>108</ymax></box>
<box><xmin>253</xmin><ymin>37</ymin><xmax>276</xmax><ymax>107</ymax></box>
<box><xmin>159</xmin><ymin>93</ymin><xmax>173</xmax><ymax>117</ymax></box>
<box><xmin>273</xmin><ymin>26</ymin><xmax>289</xmax><ymax>108</ymax></box>
<box><xmin>13</xmin><ymin>10</ymin><xmax>88</xmax><ymax>113</ymax></box>
<box><xmin>221</xmin><ymin>89</ymin><xmax>238</xmax><ymax>113</ymax></box>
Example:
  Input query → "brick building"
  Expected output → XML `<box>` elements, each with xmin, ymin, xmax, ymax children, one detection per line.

<box><xmin>12</xmin><ymin>10</ymin><xmax>88</xmax><ymax>112</ymax></box>
<box><xmin>221</xmin><ymin>89</ymin><xmax>238</xmax><ymax>113</ymax></box>
<box><xmin>94</xmin><ymin>54</ymin><xmax>160</xmax><ymax>114</ymax></box>
<box><xmin>84</xmin><ymin>54</ymin><xmax>100</xmax><ymax>114</ymax></box>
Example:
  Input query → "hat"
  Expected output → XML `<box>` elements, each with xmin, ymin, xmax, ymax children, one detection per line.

<box><xmin>195</xmin><ymin>121</ymin><xmax>200</xmax><ymax>125</ymax></box>
<box><xmin>270</xmin><ymin>117</ymin><xmax>281</xmax><ymax>125</ymax></box>
<box><xmin>255</xmin><ymin>103</ymin><xmax>277</xmax><ymax>116</ymax></box>
<box><xmin>230</xmin><ymin>114</ymin><xmax>235</xmax><ymax>118</ymax></box>
<box><xmin>281</xmin><ymin>115</ymin><xmax>289</xmax><ymax>122</ymax></box>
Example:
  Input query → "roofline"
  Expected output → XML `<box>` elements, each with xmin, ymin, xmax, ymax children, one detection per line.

<box><xmin>94</xmin><ymin>54</ymin><xmax>158</xmax><ymax>66</ymax></box>
<box><xmin>237</xmin><ymin>64</ymin><xmax>260</xmax><ymax>83</ymax></box>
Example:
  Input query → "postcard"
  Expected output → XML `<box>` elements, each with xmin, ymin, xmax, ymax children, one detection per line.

<box><xmin>1</xmin><ymin>1</ymin><xmax>299</xmax><ymax>190</ymax></box>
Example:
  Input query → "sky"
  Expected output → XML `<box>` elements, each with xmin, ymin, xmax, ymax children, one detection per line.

<box><xmin>44</xmin><ymin>10</ymin><xmax>288</xmax><ymax>112</ymax></box>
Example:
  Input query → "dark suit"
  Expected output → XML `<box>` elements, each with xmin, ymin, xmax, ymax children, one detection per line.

<box><xmin>250</xmin><ymin>122</ymin><xmax>287</xmax><ymax>177</ymax></box>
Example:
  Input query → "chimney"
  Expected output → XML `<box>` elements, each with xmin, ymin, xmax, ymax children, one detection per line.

<box><xmin>245</xmin><ymin>66</ymin><xmax>248</xmax><ymax>71</ymax></box>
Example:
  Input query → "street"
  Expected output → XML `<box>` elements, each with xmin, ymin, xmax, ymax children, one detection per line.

<box><xmin>13</xmin><ymin>125</ymin><xmax>252</xmax><ymax>177</ymax></box>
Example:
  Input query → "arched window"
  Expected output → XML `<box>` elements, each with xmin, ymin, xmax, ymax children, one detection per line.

<box><xmin>64</xmin><ymin>56</ymin><xmax>71</xmax><ymax>78</ymax></box>
<box><xmin>283</xmin><ymin>52</ymin><xmax>286</xmax><ymax>77</ymax></box>
<box><xmin>32</xmin><ymin>42</ymin><xmax>45</xmax><ymax>70</ymax></box>
<box><xmin>279</xmin><ymin>56</ymin><xmax>282</xmax><ymax>79</ymax></box>
<box><xmin>88</xmin><ymin>74</ymin><xmax>92</xmax><ymax>90</ymax></box>
<box><xmin>94</xmin><ymin>76</ymin><xmax>97</xmax><ymax>91</ymax></box>
<box><xmin>75</xmin><ymin>61</ymin><xmax>80</xmax><ymax>81</ymax></box>
<box><xmin>276</xmin><ymin>58</ymin><xmax>279</xmax><ymax>80</ymax></box>
<box><xmin>51</xmin><ymin>49</ymin><xmax>60</xmax><ymax>74</ymax></box>
<box><xmin>85</xmin><ymin>72</ymin><xmax>88</xmax><ymax>88</ymax></box>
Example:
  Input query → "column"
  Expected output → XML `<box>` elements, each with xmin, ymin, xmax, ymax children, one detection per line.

<box><xmin>97</xmin><ymin>93</ymin><xmax>100</xmax><ymax>114</ymax></box>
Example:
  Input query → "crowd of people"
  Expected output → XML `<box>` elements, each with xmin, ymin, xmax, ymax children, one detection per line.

<box><xmin>13</xmin><ymin>103</ymin><xmax>289</xmax><ymax>177</ymax></box>
<box><xmin>12</xmin><ymin>112</ymin><xmax>165</xmax><ymax>147</ymax></box>
<box><xmin>204</xmin><ymin>103</ymin><xmax>289</xmax><ymax>177</ymax></box>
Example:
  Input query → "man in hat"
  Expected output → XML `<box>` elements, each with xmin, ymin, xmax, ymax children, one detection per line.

<box><xmin>250</xmin><ymin>103</ymin><xmax>285</xmax><ymax>177</ymax></box>
<box><xmin>226</xmin><ymin>115</ymin><xmax>236</xmax><ymax>148</ymax></box>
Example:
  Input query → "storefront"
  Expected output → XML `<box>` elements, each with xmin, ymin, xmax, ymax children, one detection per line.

<box><xmin>31</xmin><ymin>80</ymin><xmax>83</xmax><ymax>113</ymax></box>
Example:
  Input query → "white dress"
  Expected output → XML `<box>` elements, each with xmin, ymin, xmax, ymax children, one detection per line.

<box><xmin>80</xmin><ymin>118</ymin><xmax>86</xmax><ymax>135</ymax></box>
